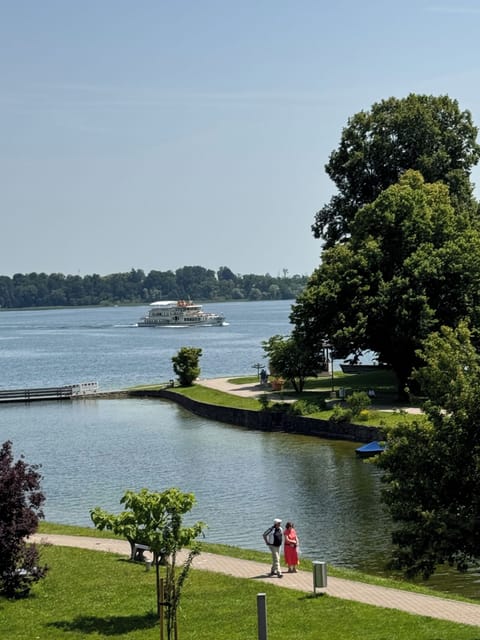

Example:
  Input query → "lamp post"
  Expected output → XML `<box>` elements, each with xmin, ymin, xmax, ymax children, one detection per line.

<box><xmin>322</xmin><ymin>341</ymin><xmax>335</xmax><ymax>394</ymax></box>
<box><xmin>330</xmin><ymin>348</ymin><xmax>335</xmax><ymax>393</ymax></box>
<box><xmin>252</xmin><ymin>362</ymin><xmax>264</xmax><ymax>381</ymax></box>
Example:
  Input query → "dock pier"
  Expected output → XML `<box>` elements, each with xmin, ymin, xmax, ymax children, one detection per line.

<box><xmin>0</xmin><ymin>382</ymin><xmax>98</xmax><ymax>404</ymax></box>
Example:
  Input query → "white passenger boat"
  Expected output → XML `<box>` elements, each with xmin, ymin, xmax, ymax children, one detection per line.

<box><xmin>137</xmin><ymin>300</ymin><xmax>225</xmax><ymax>327</ymax></box>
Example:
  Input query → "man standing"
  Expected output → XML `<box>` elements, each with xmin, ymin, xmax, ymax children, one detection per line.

<box><xmin>263</xmin><ymin>518</ymin><xmax>283</xmax><ymax>577</ymax></box>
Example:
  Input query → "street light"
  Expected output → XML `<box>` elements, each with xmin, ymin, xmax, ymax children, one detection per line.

<box><xmin>321</xmin><ymin>341</ymin><xmax>335</xmax><ymax>394</ymax></box>
<box><xmin>252</xmin><ymin>362</ymin><xmax>264</xmax><ymax>381</ymax></box>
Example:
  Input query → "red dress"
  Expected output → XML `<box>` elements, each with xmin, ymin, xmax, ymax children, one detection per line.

<box><xmin>284</xmin><ymin>527</ymin><xmax>299</xmax><ymax>566</ymax></box>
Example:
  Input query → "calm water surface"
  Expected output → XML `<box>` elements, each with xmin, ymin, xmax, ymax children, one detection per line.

<box><xmin>0</xmin><ymin>301</ymin><xmax>293</xmax><ymax>390</ymax></box>
<box><xmin>1</xmin><ymin>301</ymin><xmax>479</xmax><ymax>597</ymax></box>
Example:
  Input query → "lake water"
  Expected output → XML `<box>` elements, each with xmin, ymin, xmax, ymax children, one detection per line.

<box><xmin>0</xmin><ymin>300</ymin><xmax>294</xmax><ymax>390</ymax></box>
<box><xmin>1</xmin><ymin>300</ymin><xmax>478</xmax><ymax>597</ymax></box>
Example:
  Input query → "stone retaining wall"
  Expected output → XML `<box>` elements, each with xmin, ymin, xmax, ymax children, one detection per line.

<box><xmin>129</xmin><ymin>388</ymin><xmax>383</xmax><ymax>443</ymax></box>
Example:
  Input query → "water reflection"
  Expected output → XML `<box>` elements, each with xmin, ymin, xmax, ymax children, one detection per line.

<box><xmin>2</xmin><ymin>396</ymin><xmax>480</xmax><ymax>597</ymax></box>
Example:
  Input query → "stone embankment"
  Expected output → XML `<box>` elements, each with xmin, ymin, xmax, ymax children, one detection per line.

<box><xmin>128</xmin><ymin>386</ymin><xmax>383</xmax><ymax>443</ymax></box>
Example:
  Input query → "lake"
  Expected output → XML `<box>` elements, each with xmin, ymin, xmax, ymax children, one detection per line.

<box><xmin>0</xmin><ymin>300</ymin><xmax>478</xmax><ymax>597</ymax></box>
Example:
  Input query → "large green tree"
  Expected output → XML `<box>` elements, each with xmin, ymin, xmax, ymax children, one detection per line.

<box><xmin>298</xmin><ymin>94</ymin><xmax>480</xmax><ymax>385</ymax></box>
<box><xmin>312</xmin><ymin>93</ymin><xmax>480</xmax><ymax>247</ymax></box>
<box><xmin>292</xmin><ymin>170</ymin><xmax>480</xmax><ymax>392</ymax></box>
<box><xmin>377</xmin><ymin>323</ymin><xmax>480</xmax><ymax>579</ymax></box>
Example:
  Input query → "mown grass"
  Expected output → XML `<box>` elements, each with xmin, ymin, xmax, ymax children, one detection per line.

<box><xmin>167</xmin><ymin>370</ymin><xmax>423</xmax><ymax>429</ymax></box>
<box><xmin>37</xmin><ymin>523</ymin><xmax>476</xmax><ymax>603</ymax></box>
<box><xmin>2</xmin><ymin>544</ymin><xmax>480</xmax><ymax>640</ymax></box>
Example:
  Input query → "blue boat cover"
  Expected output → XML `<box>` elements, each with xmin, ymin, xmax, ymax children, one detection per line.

<box><xmin>355</xmin><ymin>441</ymin><xmax>385</xmax><ymax>456</ymax></box>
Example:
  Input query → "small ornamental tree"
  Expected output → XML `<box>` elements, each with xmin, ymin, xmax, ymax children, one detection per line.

<box><xmin>91</xmin><ymin>487</ymin><xmax>206</xmax><ymax>640</ymax></box>
<box><xmin>0</xmin><ymin>440</ymin><xmax>48</xmax><ymax>598</ymax></box>
<box><xmin>172</xmin><ymin>346</ymin><xmax>202</xmax><ymax>386</ymax></box>
<box><xmin>262</xmin><ymin>334</ymin><xmax>320</xmax><ymax>392</ymax></box>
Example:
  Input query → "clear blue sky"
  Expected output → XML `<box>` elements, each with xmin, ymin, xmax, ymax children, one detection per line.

<box><xmin>2</xmin><ymin>1</ymin><xmax>480</xmax><ymax>278</ymax></box>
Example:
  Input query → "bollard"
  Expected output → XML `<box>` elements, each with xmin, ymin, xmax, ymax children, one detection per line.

<box><xmin>313</xmin><ymin>561</ymin><xmax>327</xmax><ymax>593</ymax></box>
<box><xmin>257</xmin><ymin>593</ymin><xmax>268</xmax><ymax>640</ymax></box>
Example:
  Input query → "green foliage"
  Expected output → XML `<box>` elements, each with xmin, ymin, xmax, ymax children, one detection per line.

<box><xmin>0</xmin><ymin>267</ymin><xmax>309</xmax><ymax>308</ymax></box>
<box><xmin>357</xmin><ymin>409</ymin><xmax>371</xmax><ymax>422</ymax></box>
<box><xmin>313</xmin><ymin>93</ymin><xmax>480</xmax><ymax>246</ymax></box>
<box><xmin>346</xmin><ymin>391</ymin><xmax>371</xmax><ymax>416</ymax></box>
<box><xmin>377</xmin><ymin>322</ymin><xmax>480</xmax><ymax>579</ymax></box>
<box><xmin>295</xmin><ymin>94</ymin><xmax>480</xmax><ymax>395</ymax></box>
<box><xmin>330</xmin><ymin>405</ymin><xmax>354</xmax><ymax>423</ymax></box>
<box><xmin>172</xmin><ymin>347</ymin><xmax>202</xmax><ymax>386</ymax></box>
<box><xmin>262</xmin><ymin>334</ymin><xmax>321</xmax><ymax>392</ymax></box>
<box><xmin>0</xmin><ymin>441</ymin><xmax>48</xmax><ymax>598</ymax></box>
<box><xmin>293</xmin><ymin>168</ymin><xmax>480</xmax><ymax>393</ymax></box>
<box><xmin>3</xmin><ymin>545</ymin><xmax>479</xmax><ymax>640</ymax></box>
<box><xmin>291</xmin><ymin>398</ymin><xmax>326</xmax><ymax>415</ymax></box>
<box><xmin>258</xmin><ymin>393</ymin><xmax>270</xmax><ymax>411</ymax></box>
<box><xmin>91</xmin><ymin>487</ymin><xmax>206</xmax><ymax>640</ymax></box>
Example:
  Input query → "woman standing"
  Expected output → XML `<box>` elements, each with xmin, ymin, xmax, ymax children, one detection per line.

<box><xmin>283</xmin><ymin>522</ymin><xmax>299</xmax><ymax>573</ymax></box>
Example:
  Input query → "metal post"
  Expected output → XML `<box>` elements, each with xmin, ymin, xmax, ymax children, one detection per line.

<box><xmin>252</xmin><ymin>362</ymin><xmax>263</xmax><ymax>380</ymax></box>
<box><xmin>257</xmin><ymin>593</ymin><xmax>268</xmax><ymax>640</ymax></box>
<box><xmin>159</xmin><ymin>578</ymin><xmax>164</xmax><ymax>640</ymax></box>
<box><xmin>330</xmin><ymin>349</ymin><xmax>335</xmax><ymax>393</ymax></box>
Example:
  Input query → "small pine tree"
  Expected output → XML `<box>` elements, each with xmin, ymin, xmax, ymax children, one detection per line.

<box><xmin>0</xmin><ymin>440</ymin><xmax>48</xmax><ymax>598</ymax></box>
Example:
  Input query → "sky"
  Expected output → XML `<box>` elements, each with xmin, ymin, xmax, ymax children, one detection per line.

<box><xmin>2</xmin><ymin>1</ymin><xmax>480</xmax><ymax>279</ymax></box>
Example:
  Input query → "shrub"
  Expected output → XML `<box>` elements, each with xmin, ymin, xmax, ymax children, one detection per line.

<box><xmin>291</xmin><ymin>399</ymin><xmax>326</xmax><ymax>415</ymax></box>
<box><xmin>258</xmin><ymin>394</ymin><xmax>270</xmax><ymax>411</ymax></box>
<box><xmin>330</xmin><ymin>405</ymin><xmax>353</xmax><ymax>423</ymax></box>
<box><xmin>346</xmin><ymin>391</ymin><xmax>371</xmax><ymax>416</ymax></box>
<box><xmin>0</xmin><ymin>440</ymin><xmax>48</xmax><ymax>598</ymax></box>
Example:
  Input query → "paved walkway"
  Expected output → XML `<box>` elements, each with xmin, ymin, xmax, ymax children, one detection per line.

<box><xmin>196</xmin><ymin>376</ymin><xmax>424</xmax><ymax>413</ymax></box>
<box><xmin>31</xmin><ymin>534</ymin><xmax>480</xmax><ymax>627</ymax></box>
<box><xmin>197</xmin><ymin>377</ymin><xmax>274</xmax><ymax>398</ymax></box>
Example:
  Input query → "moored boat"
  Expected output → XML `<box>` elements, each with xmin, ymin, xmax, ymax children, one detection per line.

<box><xmin>355</xmin><ymin>441</ymin><xmax>386</xmax><ymax>458</ymax></box>
<box><xmin>137</xmin><ymin>300</ymin><xmax>225</xmax><ymax>327</ymax></box>
<box><xmin>340</xmin><ymin>364</ymin><xmax>391</xmax><ymax>374</ymax></box>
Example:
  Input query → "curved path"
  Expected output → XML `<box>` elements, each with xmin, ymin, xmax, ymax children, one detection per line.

<box><xmin>196</xmin><ymin>377</ymin><xmax>423</xmax><ymax>412</ymax></box>
<box><xmin>31</xmin><ymin>534</ymin><xmax>480</xmax><ymax>627</ymax></box>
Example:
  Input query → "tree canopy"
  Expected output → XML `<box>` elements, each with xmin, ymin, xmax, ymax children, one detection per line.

<box><xmin>312</xmin><ymin>93</ymin><xmax>480</xmax><ymax>247</ymax></box>
<box><xmin>377</xmin><ymin>323</ymin><xmax>480</xmax><ymax>579</ymax></box>
<box><xmin>172</xmin><ymin>347</ymin><xmax>202</xmax><ymax>386</ymax></box>
<box><xmin>0</xmin><ymin>266</ymin><xmax>308</xmax><ymax>309</ymax></box>
<box><xmin>292</xmin><ymin>170</ymin><xmax>480</xmax><ymax>391</ymax></box>
<box><xmin>292</xmin><ymin>93</ymin><xmax>480</xmax><ymax>393</ymax></box>
<box><xmin>262</xmin><ymin>334</ymin><xmax>322</xmax><ymax>392</ymax></box>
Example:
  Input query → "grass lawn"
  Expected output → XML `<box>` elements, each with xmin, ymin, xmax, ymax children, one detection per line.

<box><xmin>166</xmin><ymin>370</ymin><xmax>423</xmax><ymax>429</ymax></box>
<box><xmin>3</xmin><ymin>544</ymin><xmax>480</xmax><ymax>640</ymax></box>
<box><xmin>37</xmin><ymin>523</ymin><xmax>477</xmax><ymax>602</ymax></box>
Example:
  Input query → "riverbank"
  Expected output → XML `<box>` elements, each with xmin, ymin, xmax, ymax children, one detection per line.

<box><xmin>128</xmin><ymin>378</ymin><xmax>385</xmax><ymax>443</ymax></box>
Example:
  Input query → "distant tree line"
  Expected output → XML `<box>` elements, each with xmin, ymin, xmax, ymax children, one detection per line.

<box><xmin>0</xmin><ymin>265</ymin><xmax>309</xmax><ymax>309</ymax></box>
